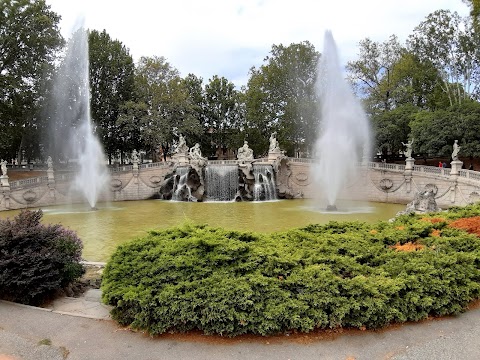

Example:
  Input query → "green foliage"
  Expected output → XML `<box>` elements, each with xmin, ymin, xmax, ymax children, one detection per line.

<box><xmin>245</xmin><ymin>42</ymin><xmax>319</xmax><ymax>157</ymax></box>
<box><xmin>0</xmin><ymin>0</ymin><xmax>63</xmax><ymax>160</ymax></box>
<box><xmin>88</xmin><ymin>29</ymin><xmax>135</xmax><ymax>163</ymax></box>
<box><xmin>0</xmin><ymin>210</ymin><xmax>84</xmax><ymax>305</ymax></box>
<box><xmin>102</xmin><ymin>209</ymin><xmax>480</xmax><ymax>337</ymax></box>
<box><xmin>410</xmin><ymin>101</ymin><xmax>480</xmax><ymax>158</ymax></box>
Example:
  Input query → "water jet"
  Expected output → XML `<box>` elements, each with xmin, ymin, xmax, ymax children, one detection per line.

<box><xmin>314</xmin><ymin>31</ymin><xmax>371</xmax><ymax>209</ymax></box>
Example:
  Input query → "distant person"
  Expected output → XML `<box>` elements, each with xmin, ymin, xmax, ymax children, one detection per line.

<box><xmin>442</xmin><ymin>162</ymin><xmax>447</xmax><ymax>168</ymax></box>
<box><xmin>469</xmin><ymin>163</ymin><xmax>474</xmax><ymax>170</ymax></box>
<box><xmin>438</xmin><ymin>161</ymin><xmax>443</xmax><ymax>168</ymax></box>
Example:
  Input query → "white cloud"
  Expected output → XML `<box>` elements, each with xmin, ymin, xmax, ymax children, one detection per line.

<box><xmin>46</xmin><ymin>0</ymin><xmax>469</xmax><ymax>87</ymax></box>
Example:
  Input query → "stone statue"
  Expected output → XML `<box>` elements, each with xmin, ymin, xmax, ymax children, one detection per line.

<box><xmin>269</xmin><ymin>132</ymin><xmax>280</xmax><ymax>152</ymax></box>
<box><xmin>47</xmin><ymin>156</ymin><xmax>53</xmax><ymax>170</ymax></box>
<box><xmin>401</xmin><ymin>139</ymin><xmax>414</xmax><ymax>159</ymax></box>
<box><xmin>175</xmin><ymin>134</ymin><xmax>189</xmax><ymax>154</ymax></box>
<box><xmin>452</xmin><ymin>140</ymin><xmax>461</xmax><ymax>161</ymax></box>
<box><xmin>132</xmin><ymin>149</ymin><xmax>139</xmax><ymax>163</ymax></box>
<box><xmin>237</xmin><ymin>141</ymin><xmax>254</xmax><ymax>161</ymax></box>
<box><xmin>189</xmin><ymin>143</ymin><xmax>205</xmax><ymax>160</ymax></box>
<box><xmin>1</xmin><ymin>159</ymin><xmax>7</xmax><ymax>176</ymax></box>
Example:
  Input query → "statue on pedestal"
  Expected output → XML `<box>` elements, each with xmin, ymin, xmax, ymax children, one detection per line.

<box><xmin>47</xmin><ymin>156</ymin><xmax>53</xmax><ymax>170</ymax></box>
<box><xmin>237</xmin><ymin>141</ymin><xmax>254</xmax><ymax>161</ymax></box>
<box><xmin>452</xmin><ymin>140</ymin><xmax>461</xmax><ymax>161</ymax></box>
<box><xmin>401</xmin><ymin>139</ymin><xmax>414</xmax><ymax>159</ymax></box>
<box><xmin>269</xmin><ymin>132</ymin><xmax>280</xmax><ymax>153</ymax></box>
<box><xmin>175</xmin><ymin>134</ymin><xmax>189</xmax><ymax>155</ymax></box>
<box><xmin>132</xmin><ymin>149</ymin><xmax>139</xmax><ymax>163</ymax></box>
<box><xmin>1</xmin><ymin>159</ymin><xmax>7</xmax><ymax>176</ymax></box>
<box><xmin>189</xmin><ymin>143</ymin><xmax>206</xmax><ymax>161</ymax></box>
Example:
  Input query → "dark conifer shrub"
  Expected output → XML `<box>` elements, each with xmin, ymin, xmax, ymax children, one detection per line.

<box><xmin>0</xmin><ymin>210</ymin><xmax>84</xmax><ymax>305</ymax></box>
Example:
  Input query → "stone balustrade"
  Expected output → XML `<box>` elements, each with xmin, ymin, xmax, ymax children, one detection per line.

<box><xmin>2</xmin><ymin>157</ymin><xmax>480</xmax><ymax>211</ymax></box>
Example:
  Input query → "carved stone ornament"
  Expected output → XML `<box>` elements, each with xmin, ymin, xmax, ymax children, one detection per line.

<box><xmin>23</xmin><ymin>190</ymin><xmax>37</xmax><ymax>203</ymax></box>
<box><xmin>110</xmin><ymin>179</ymin><xmax>122</xmax><ymax>189</ymax></box>
<box><xmin>149</xmin><ymin>176</ymin><xmax>162</xmax><ymax>184</ymax></box>
<box><xmin>469</xmin><ymin>191</ymin><xmax>480</xmax><ymax>203</ymax></box>
<box><xmin>379</xmin><ymin>178</ymin><xmax>393</xmax><ymax>190</ymax></box>
<box><xmin>295</xmin><ymin>173</ymin><xmax>308</xmax><ymax>181</ymax></box>
<box><xmin>424</xmin><ymin>183</ymin><xmax>438</xmax><ymax>195</ymax></box>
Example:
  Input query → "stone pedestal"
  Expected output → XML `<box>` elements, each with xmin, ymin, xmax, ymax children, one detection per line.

<box><xmin>268</xmin><ymin>151</ymin><xmax>283</xmax><ymax>162</ymax></box>
<box><xmin>404</xmin><ymin>157</ymin><xmax>414</xmax><ymax>193</ymax></box>
<box><xmin>405</xmin><ymin>157</ymin><xmax>414</xmax><ymax>171</ymax></box>
<box><xmin>449</xmin><ymin>160</ymin><xmax>463</xmax><ymax>203</ymax></box>
<box><xmin>450</xmin><ymin>160</ymin><xmax>463</xmax><ymax>176</ymax></box>
<box><xmin>47</xmin><ymin>168</ymin><xmax>55</xmax><ymax>182</ymax></box>
<box><xmin>0</xmin><ymin>175</ymin><xmax>9</xmax><ymax>188</ymax></box>
<box><xmin>1</xmin><ymin>175</ymin><xmax>10</xmax><ymax>209</ymax></box>
<box><xmin>47</xmin><ymin>169</ymin><xmax>55</xmax><ymax>198</ymax></box>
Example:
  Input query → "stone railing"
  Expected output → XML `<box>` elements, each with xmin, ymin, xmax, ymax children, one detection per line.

<box><xmin>368</xmin><ymin>162</ymin><xmax>405</xmax><ymax>172</ymax></box>
<box><xmin>110</xmin><ymin>165</ymin><xmax>133</xmax><ymax>173</ymax></box>
<box><xmin>139</xmin><ymin>162</ymin><xmax>173</xmax><ymax>169</ymax></box>
<box><xmin>10</xmin><ymin>176</ymin><xmax>49</xmax><ymax>189</ymax></box>
<box><xmin>206</xmin><ymin>159</ymin><xmax>242</xmax><ymax>165</ymax></box>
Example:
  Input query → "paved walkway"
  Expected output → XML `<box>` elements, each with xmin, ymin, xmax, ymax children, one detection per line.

<box><xmin>1</xmin><ymin>292</ymin><xmax>480</xmax><ymax>360</ymax></box>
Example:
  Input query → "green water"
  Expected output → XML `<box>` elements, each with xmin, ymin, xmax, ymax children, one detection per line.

<box><xmin>0</xmin><ymin>199</ymin><xmax>405</xmax><ymax>262</ymax></box>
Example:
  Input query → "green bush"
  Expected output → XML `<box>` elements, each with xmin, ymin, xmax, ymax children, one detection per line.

<box><xmin>102</xmin><ymin>208</ymin><xmax>480</xmax><ymax>337</ymax></box>
<box><xmin>0</xmin><ymin>210</ymin><xmax>84</xmax><ymax>305</ymax></box>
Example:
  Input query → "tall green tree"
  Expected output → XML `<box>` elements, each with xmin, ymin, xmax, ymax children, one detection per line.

<box><xmin>410</xmin><ymin>101</ymin><xmax>480</xmax><ymax>159</ymax></box>
<box><xmin>245</xmin><ymin>42</ymin><xmax>319</xmax><ymax>157</ymax></box>
<box><xmin>346</xmin><ymin>35</ymin><xmax>403</xmax><ymax>113</ymax></box>
<box><xmin>202</xmin><ymin>76</ymin><xmax>243</xmax><ymax>157</ymax></box>
<box><xmin>0</xmin><ymin>0</ymin><xmax>63</xmax><ymax>161</ymax></box>
<box><xmin>131</xmin><ymin>56</ymin><xmax>202</xmax><ymax>158</ymax></box>
<box><xmin>89</xmin><ymin>29</ymin><xmax>135</xmax><ymax>163</ymax></box>
<box><xmin>407</xmin><ymin>10</ymin><xmax>480</xmax><ymax>104</ymax></box>
<box><xmin>388</xmin><ymin>52</ymin><xmax>448</xmax><ymax>110</ymax></box>
<box><xmin>372</xmin><ymin>104</ymin><xmax>417</xmax><ymax>158</ymax></box>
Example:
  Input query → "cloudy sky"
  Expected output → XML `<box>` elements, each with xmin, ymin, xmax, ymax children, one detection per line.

<box><xmin>45</xmin><ymin>0</ymin><xmax>469</xmax><ymax>88</ymax></box>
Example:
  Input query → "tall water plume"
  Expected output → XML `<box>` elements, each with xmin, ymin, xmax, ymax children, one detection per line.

<box><xmin>48</xmin><ymin>26</ymin><xmax>109</xmax><ymax>208</ymax></box>
<box><xmin>314</xmin><ymin>31</ymin><xmax>371</xmax><ymax>208</ymax></box>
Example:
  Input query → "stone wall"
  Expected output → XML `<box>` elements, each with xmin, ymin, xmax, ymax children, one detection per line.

<box><xmin>283</xmin><ymin>159</ymin><xmax>480</xmax><ymax>209</ymax></box>
<box><xmin>1</xmin><ymin>158</ymin><xmax>480</xmax><ymax>211</ymax></box>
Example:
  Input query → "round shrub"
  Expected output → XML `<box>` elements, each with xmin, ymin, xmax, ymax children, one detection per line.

<box><xmin>102</xmin><ymin>209</ymin><xmax>480</xmax><ymax>337</ymax></box>
<box><xmin>0</xmin><ymin>210</ymin><xmax>85</xmax><ymax>305</ymax></box>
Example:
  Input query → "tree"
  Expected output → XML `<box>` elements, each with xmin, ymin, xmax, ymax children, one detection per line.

<box><xmin>116</xmin><ymin>101</ymin><xmax>147</xmax><ymax>162</ymax></box>
<box><xmin>388</xmin><ymin>52</ymin><xmax>448</xmax><ymax>111</ymax></box>
<box><xmin>132</xmin><ymin>56</ymin><xmax>202</xmax><ymax>159</ymax></box>
<box><xmin>372</xmin><ymin>104</ymin><xmax>417</xmax><ymax>158</ymax></box>
<box><xmin>409</xmin><ymin>101</ymin><xmax>480</xmax><ymax>159</ymax></box>
<box><xmin>463</xmin><ymin>0</ymin><xmax>480</xmax><ymax>29</ymax></box>
<box><xmin>245</xmin><ymin>42</ymin><xmax>319</xmax><ymax>157</ymax></box>
<box><xmin>203</xmin><ymin>76</ymin><xmax>243</xmax><ymax>157</ymax></box>
<box><xmin>407</xmin><ymin>10</ymin><xmax>480</xmax><ymax>104</ymax></box>
<box><xmin>0</xmin><ymin>0</ymin><xmax>63</xmax><ymax>161</ymax></box>
<box><xmin>346</xmin><ymin>35</ymin><xmax>403</xmax><ymax>113</ymax></box>
<box><xmin>88</xmin><ymin>29</ymin><xmax>135</xmax><ymax>163</ymax></box>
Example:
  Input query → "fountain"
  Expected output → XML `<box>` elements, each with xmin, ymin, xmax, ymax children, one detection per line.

<box><xmin>49</xmin><ymin>26</ymin><xmax>109</xmax><ymax>209</ymax></box>
<box><xmin>314</xmin><ymin>31</ymin><xmax>371</xmax><ymax>210</ymax></box>
<box><xmin>204</xmin><ymin>165</ymin><xmax>239</xmax><ymax>201</ymax></box>
<box><xmin>253</xmin><ymin>164</ymin><xmax>277</xmax><ymax>201</ymax></box>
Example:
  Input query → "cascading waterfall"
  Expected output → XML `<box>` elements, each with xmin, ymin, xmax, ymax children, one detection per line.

<box><xmin>314</xmin><ymin>31</ymin><xmax>371</xmax><ymax>210</ymax></box>
<box><xmin>204</xmin><ymin>165</ymin><xmax>239</xmax><ymax>201</ymax></box>
<box><xmin>253</xmin><ymin>164</ymin><xmax>277</xmax><ymax>201</ymax></box>
<box><xmin>172</xmin><ymin>166</ymin><xmax>191</xmax><ymax>201</ymax></box>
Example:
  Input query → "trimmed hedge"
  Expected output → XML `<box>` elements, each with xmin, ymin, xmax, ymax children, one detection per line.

<box><xmin>102</xmin><ymin>205</ymin><xmax>480</xmax><ymax>336</ymax></box>
<box><xmin>0</xmin><ymin>210</ymin><xmax>84</xmax><ymax>305</ymax></box>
